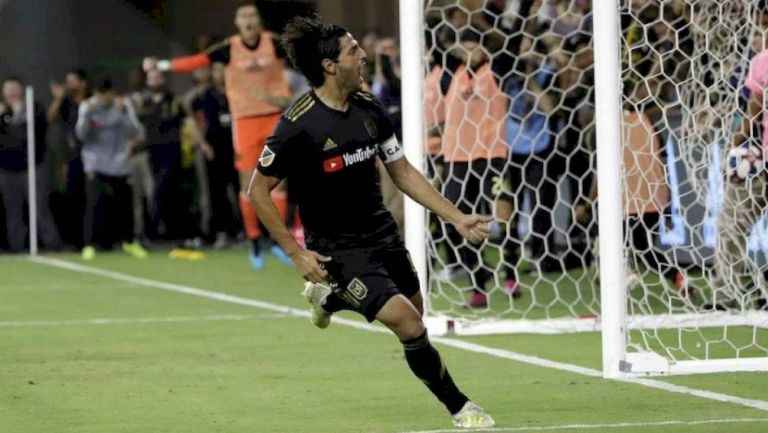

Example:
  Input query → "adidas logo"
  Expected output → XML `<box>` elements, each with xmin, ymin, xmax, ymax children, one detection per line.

<box><xmin>323</xmin><ymin>138</ymin><xmax>338</xmax><ymax>151</ymax></box>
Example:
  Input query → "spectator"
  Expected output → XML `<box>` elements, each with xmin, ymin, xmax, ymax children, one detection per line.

<box><xmin>184</xmin><ymin>65</ymin><xmax>216</xmax><ymax>243</ymax></box>
<box><xmin>439</xmin><ymin>29</ymin><xmax>510</xmax><ymax>308</ymax></box>
<box><xmin>126</xmin><ymin>68</ymin><xmax>155</xmax><ymax>244</ymax></box>
<box><xmin>0</xmin><ymin>77</ymin><xmax>62</xmax><ymax>252</ymax></box>
<box><xmin>47</xmin><ymin>69</ymin><xmax>90</xmax><ymax>248</ymax></box>
<box><xmin>371</xmin><ymin>37</ymin><xmax>402</xmax><ymax>138</ymax></box>
<box><xmin>576</xmin><ymin>87</ymin><xmax>686</xmax><ymax>295</ymax></box>
<box><xmin>133</xmin><ymin>69</ymin><xmax>187</xmax><ymax>240</ymax></box>
<box><xmin>548</xmin><ymin>30</ymin><xmax>596</xmax><ymax>270</ymax></box>
<box><xmin>75</xmin><ymin>79</ymin><xmax>146</xmax><ymax>260</ymax></box>
<box><xmin>497</xmin><ymin>32</ymin><xmax>560</xmax><ymax>293</ymax></box>
<box><xmin>371</xmin><ymin>37</ymin><xmax>405</xmax><ymax>232</ymax></box>
<box><xmin>424</xmin><ymin>52</ymin><xmax>460</xmax><ymax>280</ymax></box>
<box><xmin>191</xmin><ymin>63</ymin><xmax>241</xmax><ymax>248</ymax></box>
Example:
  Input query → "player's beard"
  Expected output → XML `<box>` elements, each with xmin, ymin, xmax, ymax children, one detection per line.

<box><xmin>338</xmin><ymin>64</ymin><xmax>363</xmax><ymax>92</ymax></box>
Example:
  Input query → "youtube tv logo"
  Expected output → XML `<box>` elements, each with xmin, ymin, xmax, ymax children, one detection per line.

<box><xmin>323</xmin><ymin>156</ymin><xmax>344</xmax><ymax>173</ymax></box>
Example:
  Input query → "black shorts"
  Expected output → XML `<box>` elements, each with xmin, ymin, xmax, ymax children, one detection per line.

<box><xmin>443</xmin><ymin>158</ymin><xmax>512</xmax><ymax>210</ymax></box>
<box><xmin>322</xmin><ymin>245</ymin><xmax>420</xmax><ymax>322</ymax></box>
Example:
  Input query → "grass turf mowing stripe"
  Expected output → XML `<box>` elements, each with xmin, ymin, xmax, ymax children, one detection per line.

<box><xmin>0</xmin><ymin>313</ymin><xmax>293</xmax><ymax>327</ymax></box>
<box><xmin>30</xmin><ymin>255</ymin><xmax>768</xmax><ymax>414</ymax></box>
<box><xmin>395</xmin><ymin>417</ymin><xmax>768</xmax><ymax>433</ymax></box>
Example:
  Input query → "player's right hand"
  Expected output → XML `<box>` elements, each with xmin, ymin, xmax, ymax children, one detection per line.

<box><xmin>142</xmin><ymin>56</ymin><xmax>158</xmax><ymax>72</ymax></box>
<box><xmin>293</xmin><ymin>249</ymin><xmax>332</xmax><ymax>283</ymax></box>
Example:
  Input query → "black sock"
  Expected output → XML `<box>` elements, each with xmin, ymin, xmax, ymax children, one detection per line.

<box><xmin>402</xmin><ymin>331</ymin><xmax>469</xmax><ymax>414</ymax></box>
<box><xmin>503</xmin><ymin>239</ymin><xmax>518</xmax><ymax>281</ymax></box>
<box><xmin>251</xmin><ymin>238</ymin><xmax>261</xmax><ymax>254</ymax></box>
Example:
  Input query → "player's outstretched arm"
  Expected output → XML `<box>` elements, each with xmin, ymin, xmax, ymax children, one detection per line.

<box><xmin>143</xmin><ymin>40</ymin><xmax>231</xmax><ymax>74</ymax></box>
<box><xmin>385</xmin><ymin>157</ymin><xmax>491</xmax><ymax>244</ymax></box>
<box><xmin>248</xmin><ymin>170</ymin><xmax>331</xmax><ymax>283</ymax></box>
<box><xmin>143</xmin><ymin>55</ymin><xmax>212</xmax><ymax>74</ymax></box>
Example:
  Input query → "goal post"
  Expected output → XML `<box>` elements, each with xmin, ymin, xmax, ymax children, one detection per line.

<box><xmin>400</xmin><ymin>0</ymin><xmax>768</xmax><ymax>378</ymax></box>
<box><xmin>592</xmin><ymin>0</ymin><xmax>627</xmax><ymax>379</ymax></box>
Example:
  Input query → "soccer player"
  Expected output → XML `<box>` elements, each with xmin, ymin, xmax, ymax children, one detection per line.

<box><xmin>142</xmin><ymin>1</ymin><xmax>294</xmax><ymax>269</ymax></box>
<box><xmin>248</xmin><ymin>17</ymin><xmax>495</xmax><ymax>429</ymax></box>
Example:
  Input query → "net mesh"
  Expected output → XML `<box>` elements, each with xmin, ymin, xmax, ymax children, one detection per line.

<box><xmin>421</xmin><ymin>0</ymin><xmax>768</xmax><ymax>364</ymax></box>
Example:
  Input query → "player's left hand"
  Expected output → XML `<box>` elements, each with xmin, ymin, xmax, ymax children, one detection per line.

<box><xmin>453</xmin><ymin>214</ymin><xmax>493</xmax><ymax>245</ymax></box>
<box><xmin>293</xmin><ymin>249</ymin><xmax>332</xmax><ymax>283</ymax></box>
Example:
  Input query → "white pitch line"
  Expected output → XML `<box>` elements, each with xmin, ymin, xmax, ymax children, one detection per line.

<box><xmin>29</xmin><ymin>256</ymin><xmax>768</xmax><ymax>413</ymax></box>
<box><xmin>395</xmin><ymin>417</ymin><xmax>768</xmax><ymax>433</ymax></box>
<box><xmin>0</xmin><ymin>313</ymin><xmax>291</xmax><ymax>328</ymax></box>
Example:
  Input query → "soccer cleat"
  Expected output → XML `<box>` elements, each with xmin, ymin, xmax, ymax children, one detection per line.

<box><xmin>122</xmin><ymin>242</ymin><xmax>148</xmax><ymax>259</ymax></box>
<box><xmin>463</xmin><ymin>291</ymin><xmax>488</xmax><ymax>308</ymax></box>
<box><xmin>504</xmin><ymin>279</ymin><xmax>521</xmax><ymax>298</ymax></box>
<box><xmin>249</xmin><ymin>249</ymin><xmax>265</xmax><ymax>270</ymax></box>
<box><xmin>302</xmin><ymin>282</ymin><xmax>332</xmax><ymax>329</ymax></box>
<box><xmin>270</xmin><ymin>244</ymin><xmax>293</xmax><ymax>266</ymax></box>
<box><xmin>212</xmin><ymin>232</ymin><xmax>229</xmax><ymax>249</ymax></box>
<box><xmin>81</xmin><ymin>245</ymin><xmax>96</xmax><ymax>261</ymax></box>
<box><xmin>452</xmin><ymin>401</ymin><xmax>495</xmax><ymax>429</ymax></box>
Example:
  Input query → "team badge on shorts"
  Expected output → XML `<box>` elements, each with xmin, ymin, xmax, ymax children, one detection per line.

<box><xmin>347</xmin><ymin>278</ymin><xmax>368</xmax><ymax>301</ymax></box>
<box><xmin>259</xmin><ymin>146</ymin><xmax>275</xmax><ymax>167</ymax></box>
<box><xmin>364</xmin><ymin>119</ymin><xmax>378</xmax><ymax>139</ymax></box>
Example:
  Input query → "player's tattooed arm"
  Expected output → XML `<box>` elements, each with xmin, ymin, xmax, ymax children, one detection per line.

<box><xmin>385</xmin><ymin>157</ymin><xmax>492</xmax><ymax>245</ymax></box>
<box><xmin>248</xmin><ymin>170</ymin><xmax>331</xmax><ymax>283</ymax></box>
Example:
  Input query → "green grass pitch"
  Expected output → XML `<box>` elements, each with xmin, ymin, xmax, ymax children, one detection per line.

<box><xmin>1</xmin><ymin>250</ymin><xmax>767</xmax><ymax>433</ymax></box>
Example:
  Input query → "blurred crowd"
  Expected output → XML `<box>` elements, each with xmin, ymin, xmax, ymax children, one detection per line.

<box><xmin>1</xmin><ymin>0</ymin><xmax>766</xmax><ymax>305</ymax></box>
<box><xmin>420</xmin><ymin>0</ymin><xmax>767</xmax><ymax>306</ymax></box>
<box><xmin>0</xmin><ymin>27</ymin><xmax>405</xmax><ymax>256</ymax></box>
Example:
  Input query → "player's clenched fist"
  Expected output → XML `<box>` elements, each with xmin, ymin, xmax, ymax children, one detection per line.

<box><xmin>453</xmin><ymin>214</ymin><xmax>493</xmax><ymax>245</ymax></box>
<box><xmin>292</xmin><ymin>249</ymin><xmax>331</xmax><ymax>283</ymax></box>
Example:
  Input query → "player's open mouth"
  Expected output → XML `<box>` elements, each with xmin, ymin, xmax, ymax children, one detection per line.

<box><xmin>358</xmin><ymin>60</ymin><xmax>366</xmax><ymax>82</ymax></box>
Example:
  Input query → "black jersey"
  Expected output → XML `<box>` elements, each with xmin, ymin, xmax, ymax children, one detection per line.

<box><xmin>257</xmin><ymin>90</ymin><xmax>405</xmax><ymax>252</ymax></box>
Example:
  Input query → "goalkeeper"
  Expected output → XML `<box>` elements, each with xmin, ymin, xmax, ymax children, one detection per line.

<box><xmin>143</xmin><ymin>1</ymin><xmax>294</xmax><ymax>270</ymax></box>
<box><xmin>248</xmin><ymin>16</ymin><xmax>495</xmax><ymax>429</ymax></box>
<box><xmin>711</xmin><ymin>18</ymin><xmax>768</xmax><ymax>311</ymax></box>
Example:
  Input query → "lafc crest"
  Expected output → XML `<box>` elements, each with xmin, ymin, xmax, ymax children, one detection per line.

<box><xmin>259</xmin><ymin>146</ymin><xmax>275</xmax><ymax>167</ymax></box>
<box><xmin>364</xmin><ymin>119</ymin><xmax>378</xmax><ymax>139</ymax></box>
<box><xmin>347</xmin><ymin>278</ymin><xmax>368</xmax><ymax>300</ymax></box>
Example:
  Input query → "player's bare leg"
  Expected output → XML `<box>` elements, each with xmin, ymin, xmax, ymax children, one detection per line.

<box><xmin>409</xmin><ymin>291</ymin><xmax>424</xmax><ymax>316</ymax></box>
<box><xmin>376</xmin><ymin>295</ymin><xmax>494</xmax><ymax>428</ymax></box>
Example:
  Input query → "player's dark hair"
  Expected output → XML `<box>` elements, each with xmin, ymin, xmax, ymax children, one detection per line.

<box><xmin>97</xmin><ymin>78</ymin><xmax>114</xmax><ymax>92</ymax></box>
<box><xmin>2</xmin><ymin>75</ymin><xmax>24</xmax><ymax>86</ymax></box>
<box><xmin>281</xmin><ymin>16</ymin><xmax>349</xmax><ymax>87</ymax></box>
<box><xmin>235</xmin><ymin>1</ymin><xmax>258</xmax><ymax>12</ymax></box>
<box><xmin>68</xmin><ymin>68</ymin><xmax>88</xmax><ymax>82</ymax></box>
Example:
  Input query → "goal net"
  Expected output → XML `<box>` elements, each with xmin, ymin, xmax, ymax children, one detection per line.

<box><xmin>402</xmin><ymin>0</ymin><xmax>768</xmax><ymax>376</ymax></box>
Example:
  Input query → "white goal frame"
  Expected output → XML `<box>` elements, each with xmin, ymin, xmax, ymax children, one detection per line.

<box><xmin>399</xmin><ymin>0</ymin><xmax>768</xmax><ymax>378</ymax></box>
